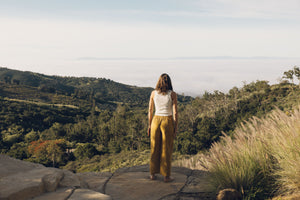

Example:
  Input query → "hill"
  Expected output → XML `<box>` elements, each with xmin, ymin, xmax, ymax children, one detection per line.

<box><xmin>0</xmin><ymin>67</ymin><xmax>150</xmax><ymax>109</ymax></box>
<box><xmin>1</xmin><ymin>66</ymin><xmax>300</xmax><ymax>175</ymax></box>
<box><xmin>0</xmin><ymin>67</ymin><xmax>191</xmax><ymax>108</ymax></box>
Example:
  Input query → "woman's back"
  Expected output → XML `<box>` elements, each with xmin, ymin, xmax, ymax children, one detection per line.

<box><xmin>153</xmin><ymin>90</ymin><xmax>173</xmax><ymax>116</ymax></box>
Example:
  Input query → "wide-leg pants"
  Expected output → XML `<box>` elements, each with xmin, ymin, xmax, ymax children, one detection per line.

<box><xmin>150</xmin><ymin>115</ymin><xmax>174</xmax><ymax>177</ymax></box>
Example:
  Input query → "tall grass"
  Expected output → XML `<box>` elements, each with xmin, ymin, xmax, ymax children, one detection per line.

<box><xmin>199</xmin><ymin>119</ymin><xmax>274</xmax><ymax>199</ymax></box>
<box><xmin>180</xmin><ymin>107</ymin><xmax>300</xmax><ymax>199</ymax></box>
<box><xmin>267</xmin><ymin>108</ymin><xmax>300</xmax><ymax>196</ymax></box>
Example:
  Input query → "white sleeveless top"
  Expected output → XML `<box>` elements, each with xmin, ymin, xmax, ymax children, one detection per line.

<box><xmin>153</xmin><ymin>90</ymin><xmax>173</xmax><ymax>116</ymax></box>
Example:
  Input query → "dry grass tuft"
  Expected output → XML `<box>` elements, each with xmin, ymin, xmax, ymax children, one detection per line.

<box><xmin>177</xmin><ymin>106</ymin><xmax>300</xmax><ymax>199</ymax></box>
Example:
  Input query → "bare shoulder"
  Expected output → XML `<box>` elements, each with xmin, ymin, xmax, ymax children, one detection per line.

<box><xmin>150</xmin><ymin>90</ymin><xmax>156</xmax><ymax>98</ymax></box>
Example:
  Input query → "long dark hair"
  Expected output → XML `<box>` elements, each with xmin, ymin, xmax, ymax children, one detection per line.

<box><xmin>155</xmin><ymin>73</ymin><xmax>173</xmax><ymax>94</ymax></box>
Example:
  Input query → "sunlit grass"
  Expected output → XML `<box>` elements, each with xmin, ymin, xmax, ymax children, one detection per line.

<box><xmin>4</xmin><ymin>97</ymin><xmax>79</xmax><ymax>109</ymax></box>
<box><xmin>177</xmin><ymin>106</ymin><xmax>300</xmax><ymax>199</ymax></box>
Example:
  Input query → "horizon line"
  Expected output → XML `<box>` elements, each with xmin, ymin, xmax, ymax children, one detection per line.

<box><xmin>77</xmin><ymin>56</ymin><xmax>300</xmax><ymax>61</ymax></box>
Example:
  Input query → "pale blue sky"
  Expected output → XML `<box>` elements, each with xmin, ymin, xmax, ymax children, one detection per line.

<box><xmin>0</xmin><ymin>0</ymin><xmax>300</xmax><ymax>96</ymax></box>
<box><xmin>1</xmin><ymin>0</ymin><xmax>299</xmax><ymax>27</ymax></box>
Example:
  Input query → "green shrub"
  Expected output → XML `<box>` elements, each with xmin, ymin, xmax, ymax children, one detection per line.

<box><xmin>74</xmin><ymin>143</ymin><xmax>99</xmax><ymax>159</ymax></box>
<box><xmin>3</xmin><ymin>134</ymin><xmax>22</xmax><ymax>146</ymax></box>
<box><xmin>7</xmin><ymin>142</ymin><xmax>28</xmax><ymax>159</ymax></box>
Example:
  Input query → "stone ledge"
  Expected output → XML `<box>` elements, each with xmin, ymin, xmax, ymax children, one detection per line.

<box><xmin>0</xmin><ymin>155</ymin><xmax>216</xmax><ymax>200</ymax></box>
<box><xmin>32</xmin><ymin>187</ymin><xmax>74</xmax><ymax>200</ymax></box>
<box><xmin>69</xmin><ymin>189</ymin><xmax>112</xmax><ymax>200</ymax></box>
<box><xmin>0</xmin><ymin>154</ymin><xmax>43</xmax><ymax>178</ymax></box>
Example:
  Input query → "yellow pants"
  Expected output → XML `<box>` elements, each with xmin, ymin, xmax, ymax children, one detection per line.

<box><xmin>150</xmin><ymin>115</ymin><xmax>174</xmax><ymax>177</ymax></box>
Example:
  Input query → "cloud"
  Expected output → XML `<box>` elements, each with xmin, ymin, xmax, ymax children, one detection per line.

<box><xmin>1</xmin><ymin>16</ymin><xmax>300</xmax><ymax>67</ymax></box>
<box><xmin>189</xmin><ymin>0</ymin><xmax>300</xmax><ymax>20</ymax></box>
<box><xmin>67</xmin><ymin>58</ymin><xmax>300</xmax><ymax>96</ymax></box>
<box><xmin>2</xmin><ymin>0</ymin><xmax>299</xmax><ymax>27</ymax></box>
<box><xmin>77</xmin><ymin>56</ymin><xmax>300</xmax><ymax>61</ymax></box>
<box><xmin>88</xmin><ymin>0</ymin><xmax>300</xmax><ymax>21</ymax></box>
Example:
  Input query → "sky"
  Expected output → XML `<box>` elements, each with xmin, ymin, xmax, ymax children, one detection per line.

<box><xmin>0</xmin><ymin>0</ymin><xmax>300</xmax><ymax>96</ymax></box>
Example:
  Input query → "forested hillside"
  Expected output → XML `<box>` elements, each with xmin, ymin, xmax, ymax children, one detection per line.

<box><xmin>0</xmin><ymin>67</ymin><xmax>152</xmax><ymax>109</ymax></box>
<box><xmin>1</xmin><ymin>66</ymin><xmax>299</xmax><ymax>172</ymax></box>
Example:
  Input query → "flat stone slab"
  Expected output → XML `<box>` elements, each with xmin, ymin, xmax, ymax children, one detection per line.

<box><xmin>77</xmin><ymin>172</ymin><xmax>112</xmax><ymax>193</ymax></box>
<box><xmin>0</xmin><ymin>154</ymin><xmax>43</xmax><ymax>178</ymax></box>
<box><xmin>69</xmin><ymin>189</ymin><xmax>112</xmax><ymax>200</ymax></box>
<box><xmin>0</xmin><ymin>155</ymin><xmax>216</xmax><ymax>200</ymax></box>
<box><xmin>59</xmin><ymin>169</ymin><xmax>81</xmax><ymax>188</ymax></box>
<box><xmin>105</xmin><ymin>172</ymin><xmax>187</xmax><ymax>200</ymax></box>
<box><xmin>0</xmin><ymin>168</ymin><xmax>58</xmax><ymax>200</ymax></box>
<box><xmin>32</xmin><ymin>187</ymin><xmax>74</xmax><ymax>200</ymax></box>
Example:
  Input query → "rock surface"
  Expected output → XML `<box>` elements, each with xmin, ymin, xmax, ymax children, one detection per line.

<box><xmin>77</xmin><ymin>172</ymin><xmax>112</xmax><ymax>193</ymax></box>
<box><xmin>32</xmin><ymin>188</ymin><xmax>74</xmax><ymax>200</ymax></box>
<box><xmin>0</xmin><ymin>155</ymin><xmax>215</xmax><ymax>200</ymax></box>
<box><xmin>106</xmin><ymin>172</ymin><xmax>186</xmax><ymax>200</ymax></box>
<box><xmin>69</xmin><ymin>189</ymin><xmax>112</xmax><ymax>200</ymax></box>
<box><xmin>216</xmin><ymin>188</ymin><xmax>242</xmax><ymax>200</ymax></box>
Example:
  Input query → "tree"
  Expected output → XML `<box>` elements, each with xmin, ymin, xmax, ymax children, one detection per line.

<box><xmin>28</xmin><ymin>139</ymin><xmax>66</xmax><ymax>167</ymax></box>
<box><xmin>25</xmin><ymin>129</ymin><xmax>39</xmax><ymax>143</ymax></box>
<box><xmin>46</xmin><ymin>140</ymin><xmax>67</xmax><ymax>167</ymax></box>
<box><xmin>283</xmin><ymin>70</ymin><xmax>295</xmax><ymax>84</ymax></box>
<box><xmin>293</xmin><ymin>66</ymin><xmax>300</xmax><ymax>87</ymax></box>
<box><xmin>0</xmin><ymin>133</ymin><xmax>4</xmax><ymax>152</ymax></box>
<box><xmin>180</xmin><ymin>104</ymin><xmax>199</xmax><ymax>133</ymax></box>
<box><xmin>282</xmin><ymin>67</ymin><xmax>300</xmax><ymax>90</ymax></box>
<box><xmin>74</xmin><ymin>143</ymin><xmax>99</xmax><ymax>159</ymax></box>
<box><xmin>4</xmin><ymin>76</ymin><xmax>11</xmax><ymax>84</ymax></box>
<box><xmin>41</xmin><ymin>123</ymin><xmax>65</xmax><ymax>140</ymax></box>
<box><xmin>7</xmin><ymin>142</ymin><xmax>28</xmax><ymax>159</ymax></box>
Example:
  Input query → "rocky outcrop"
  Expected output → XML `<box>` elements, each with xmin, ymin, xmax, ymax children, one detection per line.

<box><xmin>0</xmin><ymin>155</ymin><xmax>215</xmax><ymax>200</ymax></box>
<box><xmin>216</xmin><ymin>189</ymin><xmax>242</xmax><ymax>200</ymax></box>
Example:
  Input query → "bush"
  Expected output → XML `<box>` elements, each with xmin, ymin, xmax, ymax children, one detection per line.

<box><xmin>3</xmin><ymin>134</ymin><xmax>22</xmax><ymax>146</ymax></box>
<box><xmin>108</xmin><ymin>140</ymin><xmax>121</xmax><ymax>154</ymax></box>
<box><xmin>74</xmin><ymin>143</ymin><xmax>99</xmax><ymax>159</ymax></box>
<box><xmin>7</xmin><ymin>142</ymin><xmax>28</xmax><ymax>159</ymax></box>
<box><xmin>24</xmin><ymin>130</ymin><xmax>39</xmax><ymax>143</ymax></box>
<box><xmin>198</xmin><ymin>107</ymin><xmax>300</xmax><ymax>199</ymax></box>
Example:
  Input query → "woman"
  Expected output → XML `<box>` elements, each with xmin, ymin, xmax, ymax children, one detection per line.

<box><xmin>148</xmin><ymin>73</ymin><xmax>178</xmax><ymax>182</ymax></box>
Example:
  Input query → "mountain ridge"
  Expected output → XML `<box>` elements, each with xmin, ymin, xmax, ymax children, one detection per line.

<box><xmin>0</xmin><ymin>67</ymin><xmax>192</xmax><ymax>109</ymax></box>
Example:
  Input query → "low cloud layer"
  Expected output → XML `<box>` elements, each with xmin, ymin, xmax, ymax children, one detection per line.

<box><xmin>0</xmin><ymin>1</ymin><xmax>299</xmax><ymax>96</ymax></box>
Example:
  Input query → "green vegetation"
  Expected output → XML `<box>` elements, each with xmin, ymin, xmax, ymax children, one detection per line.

<box><xmin>64</xmin><ymin>150</ymin><xmax>152</xmax><ymax>173</ymax></box>
<box><xmin>2</xmin><ymin>66</ymin><xmax>300</xmax><ymax>199</ymax></box>
<box><xmin>176</xmin><ymin>79</ymin><xmax>300</xmax><ymax>155</ymax></box>
<box><xmin>0</xmin><ymin>67</ymin><xmax>192</xmax><ymax>169</ymax></box>
<box><xmin>191</xmin><ymin>107</ymin><xmax>300</xmax><ymax>199</ymax></box>
<box><xmin>63</xmin><ymin>149</ymin><xmax>186</xmax><ymax>173</ymax></box>
<box><xmin>174</xmin><ymin>67</ymin><xmax>300</xmax><ymax>199</ymax></box>
<box><xmin>28</xmin><ymin>139</ymin><xmax>68</xmax><ymax>167</ymax></box>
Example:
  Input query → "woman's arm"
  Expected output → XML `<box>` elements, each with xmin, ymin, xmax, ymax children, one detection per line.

<box><xmin>148</xmin><ymin>91</ymin><xmax>155</xmax><ymax>136</ymax></box>
<box><xmin>171</xmin><ymin>92</ymin><xmax>178</xmax><ymax>137</ymax></box>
